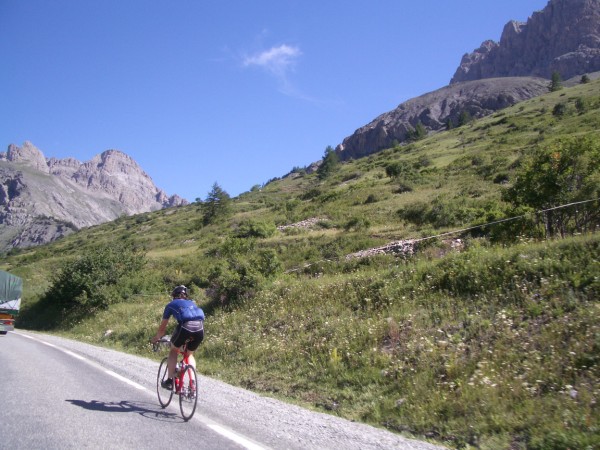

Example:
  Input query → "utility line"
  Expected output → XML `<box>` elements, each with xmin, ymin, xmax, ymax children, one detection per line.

<box><xmin>413</xmin><ymin>197</ymin><xmax>600</xmax><ymax>243</ymax></box>
<box><xmin>285</xmin><ymin>197</ymin><xmax>599</xmax><ymax>273</ymax></box>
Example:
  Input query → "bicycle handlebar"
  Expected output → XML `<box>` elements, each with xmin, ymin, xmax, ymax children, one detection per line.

<box><xmin>152</xmin><ymin>335</ymin><xmax>171</xmax><ymax>352</ymax></box>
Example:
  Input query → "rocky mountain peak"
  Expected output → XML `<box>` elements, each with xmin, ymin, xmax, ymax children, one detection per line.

<box><xmin>0</xmin><ymin>142</ymin><xmax>188</xmax><ymax>250</ymax></box>
<box><xmin>3</xmin><ymin>141</ymin><xmax>49</xmax><ymax>173</ymax></box>
<box><xmin>450</xmin><ymin>0</ymin><xmax>600</xmax><ymax>83</ymax></box>
<box><xmin>47</xmin><ymin>156</ymin><xmax>83</xmax><ymax>179</ymax></box>
<box><xmin>92</xmin><ymin>149</ymin><xmax>139</xmax><ymax>169</ymax></box>
<box><xmin>72</xmin><ymin>148</ymin><xmax>180</xmax><ymax>214</ymax></box>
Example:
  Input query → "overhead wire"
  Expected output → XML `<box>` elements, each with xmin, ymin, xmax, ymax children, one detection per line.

<box><xmin>284</xmin><ymin>197</ymin><xmax>600</xmax><ymax>273</ymax></box>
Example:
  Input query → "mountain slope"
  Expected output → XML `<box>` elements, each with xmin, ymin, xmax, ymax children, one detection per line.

<box><xmin>335</xmin><ymin>77</ymin><xmax>549</xmax><ymax>160</ymax></box>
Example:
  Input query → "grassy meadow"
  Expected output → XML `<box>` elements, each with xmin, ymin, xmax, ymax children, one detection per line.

<box><xmin>2</xmin><ymin>78</ymin><xmax>600</xmax><ymax>449</ymax></box>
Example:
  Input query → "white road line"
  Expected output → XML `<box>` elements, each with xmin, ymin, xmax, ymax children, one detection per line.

<box><xmin>64</xmin><ymin>349</ymin><xmax>87</xmax><ymax>361</ymax></box>
<box><xmin>208</xmin><ymin>424</ymin><xmax>267</xmax><ymax>450</ymax></box>
<box><xmin>14</xmin><ymin>331</ymin><xmax>268</xmax><ymax>450</ymax></box>
<box><xmin>105</xmin><ymin>370</ymin><xmax>146</xmax><ymax>390</ymax></box>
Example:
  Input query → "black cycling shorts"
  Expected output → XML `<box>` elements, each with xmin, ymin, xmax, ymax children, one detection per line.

<box><xmin>171</xmin><ymin>320</ymin><xmax>204</xmax><ymax>351</ymax></box>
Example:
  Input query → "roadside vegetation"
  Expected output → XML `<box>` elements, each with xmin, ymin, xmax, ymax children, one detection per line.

<box><xmin>2</xmin><ymin>78</ymin><xmax>600</xmax><ymax>449</ymax></box>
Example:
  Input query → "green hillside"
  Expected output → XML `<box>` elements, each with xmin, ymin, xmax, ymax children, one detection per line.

<box><xmin>2</xmin><ymin>78</ymin><xmax>600</xmax><ymax>449</ymax></box>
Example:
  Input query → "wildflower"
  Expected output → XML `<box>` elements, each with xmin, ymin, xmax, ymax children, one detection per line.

<box><xmin>569</xmin><ymin>389</ymin><xmax>578</xmax><ymax>399</ymax></box>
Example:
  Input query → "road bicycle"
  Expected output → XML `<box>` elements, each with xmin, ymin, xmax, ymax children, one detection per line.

<box><xmin>153</xmin><ymin>336</ymin><xmax>198</xmax><ymax>421</ymax></box>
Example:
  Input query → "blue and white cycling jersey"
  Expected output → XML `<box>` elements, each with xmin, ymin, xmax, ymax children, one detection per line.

<box><xmin>162</xmin><ymin>298</ymin><xmax>205</xmax><ymax>324</ymax></box>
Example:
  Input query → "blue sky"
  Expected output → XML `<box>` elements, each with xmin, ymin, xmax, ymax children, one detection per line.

<box><xmin>1</xmin><ymin>0</ymin><xmax>549</xmax><ymax>202</ymax></box>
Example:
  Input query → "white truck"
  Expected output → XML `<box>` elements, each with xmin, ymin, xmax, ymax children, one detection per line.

<box><xmin>0</xmin><ymin>270</ymin><xmax>22</xmax><ymax>335</ymax></box>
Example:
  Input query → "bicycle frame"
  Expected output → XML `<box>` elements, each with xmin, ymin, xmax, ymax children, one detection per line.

<box><xmin>173</xmin><ymin>340</ymin><xmax>192</xmax><ymax>393</ymax></box>
<box><xmin>154</xmin><ymin>335</ymin><xmax>199</xmax><ymax>421</ymax></box>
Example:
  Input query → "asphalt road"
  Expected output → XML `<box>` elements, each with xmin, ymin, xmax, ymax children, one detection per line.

<box><xmin>0</xmin><ymin>331</ymin><xmax>446</xmax><ymax>450</ymax></box>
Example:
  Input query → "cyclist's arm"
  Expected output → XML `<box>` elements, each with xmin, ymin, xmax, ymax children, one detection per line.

<box><xmin>151</xmin><ymin>318</ymin><xmax>170</xmax><ymax>344</ymax></box>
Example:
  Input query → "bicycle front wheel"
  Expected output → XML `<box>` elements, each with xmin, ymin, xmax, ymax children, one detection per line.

<box><xmin>157</xmin><ymin>357</ymin><xmax>173</xmax><ymax>407</ymax></box>
<box><xmin>179</xmin><ymin>365</ymin><xmax>198</xmax><ymax>421</ymax></box>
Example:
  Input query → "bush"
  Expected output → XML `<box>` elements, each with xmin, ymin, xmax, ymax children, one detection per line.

<box><xmin>394</xmin><ymin>182</ymin><xmax>413</xmax><ymax>194</ymax></box>
<box><xmin>385</xmin><ymin>161</ymin><xmax>413</xmax><ymax>180</ymax></box>
<box><xmin>503</xmin><ymin>136</ymin><xmax>600</xmax><ymax>237</ymax></box>
<box><xmin>364</xmin><ymin>194</ymin><xmax>378</xmax><ymax>204</ymax></box>
<box><xmin>343</xmin><ymin>216</ymin><xmax>371</xmax><ymax>232</ymax></box>
<box><xmin>206</xmin><ymin>238</ymin><xmax>281</xmax><ymax>307</ymax></box>
<box><xmin>301</xmin><ymin>188</ymin><xmax>322</xmax><ymax>201</ymax></box>
<box><xmin>234</xmin><ymin>220</ymin><xmax>276</xmax><ymax>239</ymax></box>
<box><xmin>415</xmin><ymin>155</ymin><xmax>432</xmax><ymax>169</ymax></box>
<box><xmin>552</xmin><ymin>102</ymin><xmax>567</xmax><ymax>117</ymax></box>
<box><xmin>398</xmin><ymin>197</ymin><xmax>491</xmax><ymax>229</ymax></box>
<box><xmin>40</xmin><ymin>243</ymin><xmax>147</xmax><ymax>316</ymax></box>
<box><xmin>397</xmin><ymin>201</ymin><xmax>429</xmax><ymax>226</ymax></box>
<box><xmin>575</xmin><ymin>97</ymin><xmax>588</xmax><ymax>114</ymax></box>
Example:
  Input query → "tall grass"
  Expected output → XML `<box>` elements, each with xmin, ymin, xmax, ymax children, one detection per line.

<box><xmin>201</xmin><ymin>235</ymin><xmax>599</xmax><ymax>448</ymax></box>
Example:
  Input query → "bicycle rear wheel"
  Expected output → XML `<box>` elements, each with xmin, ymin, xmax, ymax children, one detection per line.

<box><xmin>157</xmin><ymin>357</ymin><xmax>173</xmax><ymax>407</ymax></box>
<box><xmin>179</xmin><ymin>365</ymin><xmax>198</xmax><ymax>421</ymax></box>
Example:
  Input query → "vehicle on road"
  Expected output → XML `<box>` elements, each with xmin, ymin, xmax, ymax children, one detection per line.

<box><xmin>153</xmin><ymin>336</ymin><xmax>199</xmax><ymax>421</ymax></box>
<box><xmin>0</xmin><ymin>270</ymin><xmax>22</xmax><ymax>335</ymax></box>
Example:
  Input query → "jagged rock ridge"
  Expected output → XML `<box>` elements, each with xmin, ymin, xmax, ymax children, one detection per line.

<box><xmin>451</xmin><ymin>0</ymin><xmax>600</xmax><ymax>83</ymax></box>
<box><xmin>0</xmin><ymin>141</ymin><xmax>188</xmax><ymax>250</ymax></box>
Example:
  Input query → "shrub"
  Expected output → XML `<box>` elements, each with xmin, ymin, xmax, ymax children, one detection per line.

<box><xmin>343</xmin><ymin>216</ymin><xmax>371</xmax><ymax>232</ymax></box>
<box><xmin>397</xmin><ymin>201</ymin><xmax>429</xmax><ymax>226</ymax></box>
<box><xmin>415</xmin><ymin>155</ymin><xmax>432</xmax><ymax>169</ymax></box>
<box><xmin>364</xmin><ymin>194</ymin><xmax>378</xmax><ymax>204</ymax></box>
<box><xmin>503</xmin><ymin>136</ymin><xmax>600</xmax><ymax>237</ymax></box>
<box><xmin>549</xmin><ymin>71</ymin><xmax>563</xmax><ymax>91</ymax></box>
<box><xmin>301</xmin><ymin>188</ymin><xmax>322</xmax><ymax>201</ymax></box>
<box><xmin>493</xmin><ymin>173</ymin><xmax>509</xmax><ymax>184</ymax></box>
<box><xmin>341</xmin><ymin>172</ymin><xmax>361</xmax><ymax>182</ymax></box>
<box><xmin>206</xmin><ymin>238</ymin><xmax>281</xmax><ymax>307</ymax></box>
<box><xmin>385</xmin><ymin>161</ymin><xmax>413</xmax><ymax>180</ymax></box>
<box><xmin>394</xmin><ymin>182</ymin><xmax>413</xmax><ymax>194</ymax></box>
<box><xmin>234</xmin><ymin>220</ymin><xmax>276</xmax><ymax>239</ymax></box>
<box><xmin>552</xmin><ymin>102</ymin><xmax>567</xmax><ymax>117</ymax></box>
<box><xmin>575</xmin><ymin>97</ymin><xmax>588</xmax><ymax>114</ymax></box>
<box><xmin>41</xmin><ymin>243</ymin><xmax>147</xmax><ymax>314</ymax></box>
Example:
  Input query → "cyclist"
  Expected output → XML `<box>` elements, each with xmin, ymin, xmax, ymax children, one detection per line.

<box><xmin>151</xmin><ymin>285</ymin><xmax>205</xmax><ymax>390</ymax></box>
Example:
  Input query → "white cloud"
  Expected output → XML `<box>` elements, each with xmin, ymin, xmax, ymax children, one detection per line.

<box><xmin>243</xmin><ymin>44</ymin><xmax>302</xmax><ymax>77</ymax></box>
<box><xmin>242</xmin><ymin>43</ymin><xmax>331</xmax><ymax>104</ymax></box>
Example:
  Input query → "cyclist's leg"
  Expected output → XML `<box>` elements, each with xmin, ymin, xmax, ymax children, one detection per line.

<box><xmin>168</xmin><ymin>324</ymin><xmax>187</xmax><ymax>378</ymax></box>
<box><xmin>167</xmin><ymin>344</ymin><xmax>178</xmax><ymax>377</ymax></box>
<box><xmin>184</xmin><ymin>350</ymin><xmax>196</xmax><ymax>370</ymax></box>
<box><xmin>184</xmin><ymin>329</ymin><xmax>204</xmax><ymax>371</ymax></box>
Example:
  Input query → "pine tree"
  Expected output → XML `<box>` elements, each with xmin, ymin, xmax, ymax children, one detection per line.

<box><xmin>458</xmin><ymin>110</ymin><xmax>472</xmax><ymax>127</ymax></box>
<box><xmin>550</xmin><ymin>71</ymin><xmax>563</xmax><ymax>92</ymax></box>
<box><xmin>202</xmin><ymin>182</ymin><xmax>231</xmax><ymax>225</ymax></box>
<box><xmin>317</xmin><ymin>146</ymin><xmax>339</xmax><ymax>179</ymax></box>
<box><xmin>412</xmin><ymin>122</ymin><xmax>427</xmax><ymax>141</ymax></box>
